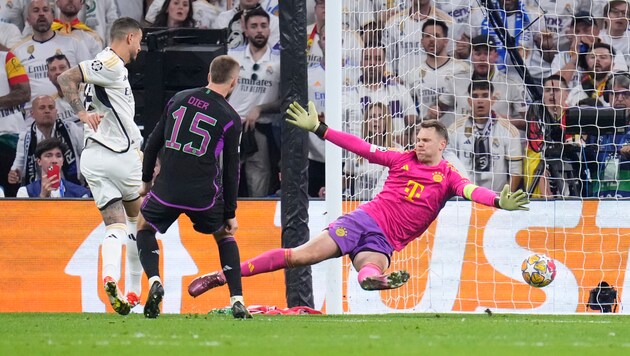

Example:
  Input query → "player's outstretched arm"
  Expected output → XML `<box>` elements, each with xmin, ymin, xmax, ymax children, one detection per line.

<box><xmin>286</xmin><ymin>101</ymin><xmax>395</xmax><ymax>164</ymax></box>
<box><xmin>461</xmin><ymin>183</ymin><xmax>529</xmax><ymax>211</ymax></box>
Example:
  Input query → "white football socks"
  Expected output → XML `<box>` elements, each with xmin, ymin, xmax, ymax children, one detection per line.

<box><xmin>149</xmin><ymin>276</ymin><xmax>162</xmax><ymax>288</ymax></box>
<box><xmin>230</xmin><ymin>295</ymin><xmax>245</xmax><ymax>307</ymax></box>
<box><xmin>102</xmin><ymin>223</ymin><xmax>127</xmax><ymax>282</ymax></box>
<box><xmin>125</xmin><ymin>216</ymin><xmax>143</xmax><ymax>296</ymax></box>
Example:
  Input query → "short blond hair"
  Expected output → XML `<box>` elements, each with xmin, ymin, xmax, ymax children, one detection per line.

<box><xmin>209</xmin><ymin>55</ymin><xmax>240</xmax><ymax>84</ymax></box>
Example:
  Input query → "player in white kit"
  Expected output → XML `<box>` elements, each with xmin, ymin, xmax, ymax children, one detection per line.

<box><xmin>58</xmin><ymin>17</ymin><xmax>144</xmax><ymax>315</ymax></box>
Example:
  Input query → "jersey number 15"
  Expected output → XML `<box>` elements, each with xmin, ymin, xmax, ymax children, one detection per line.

<box><xmin>165</xmin><ymin>106</ymin><xmax>217</xmax><ymax>157</ymax></box>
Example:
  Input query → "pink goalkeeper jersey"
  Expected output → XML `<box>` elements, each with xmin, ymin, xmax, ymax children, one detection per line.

<box><xmin>326</xmin><ymin>128</ymin><xmax>496</xmax><ymax>251</ymax></box>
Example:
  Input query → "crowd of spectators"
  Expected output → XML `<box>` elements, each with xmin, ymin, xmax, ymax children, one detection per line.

<box><xmin>0</xmin><ymin>0</ymin><xmax>629</xmax><ymax>200</ymax></box>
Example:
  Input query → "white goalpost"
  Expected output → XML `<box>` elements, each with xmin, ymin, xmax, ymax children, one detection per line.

<box><xmin>318</xmin><ymin>0</ymin><xmax>630</xmax><ymax>314</ymax></box>
<box><xmin>323</xmin><ymin>0</ymin><xmax>344</xmax><ymax>315</ymax></box>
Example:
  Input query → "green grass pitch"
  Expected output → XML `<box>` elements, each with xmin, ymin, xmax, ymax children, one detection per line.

<box><xmin>1</xmin><ymin>313</ymin><xmax>629</xmax><ymax>355</ymax></box>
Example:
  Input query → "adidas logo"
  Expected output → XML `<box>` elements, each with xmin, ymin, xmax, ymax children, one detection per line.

<box><xmin>105</xmin><ymin>234</ymin><xmax>118</xmax><ymax>239</ymax></box>
<box><xmin>151</xmin><ymin>249</ymin><xmax>160</xmax><ymax>255</ymax></box>
<box><xmin>128</xmin><ymin>233</ymin><xmax>136</xmax><ymax>241</ymax></box>
<box><xmin>222</xmin><ymin>265</ymin><xmax>233</xmax><ymax>271</ymax></box>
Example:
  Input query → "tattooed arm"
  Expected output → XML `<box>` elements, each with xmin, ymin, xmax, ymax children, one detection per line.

<box><xmin>0</xmin><ymin>82</ymin><xmax>30</xmax><ymax>108</ymax></box>
<box><xmin>58</xmin><ymin>66</ymin><xmax>102</xmax><ymax>130</ymax></box>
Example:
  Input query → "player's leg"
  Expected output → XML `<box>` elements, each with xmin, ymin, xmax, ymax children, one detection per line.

<box><xmin>352</xmin><ymin>251</ymin><xmax>409</xmax><ymax>291</ymax></box>
<box><xmin>119</xmin><ymin>148</ymin><xmax>144</xmax><ymax>307</ymax></box>
<box><xmin>122</xmin><ymin>197</ymin><xmax>143</xmax><ymax>307</ymax></box>
<box><xmin>184</xmin><ymin>206</ymin><xmax>252</xmax><ymax>318</ymax></box>
<box><xmin>237</xmin><ymin>230</ymin><xmax>340</xmax><ymax>277</ymax></box>
<box><xmin>346</xmin><ymin>212</ymin><xmax>409</xmax><ymax>291</ymax></box>
<box><xmin>81</xmin><ymin>145</ymin><xmax>132</xmax><ymax>315</ymax></box>
<box><xmin>99</xmin><ymin>199</ymin><xmax>132</xmax><ymax>315</ymax></box>
<box><xmin>136</xmin><ymin>212</ymin><xmax>164</xmax><ymax>319</ymax></box>
<box><xmin>213</xmin><ymin>227</ymin><xmax>252</xmax><ymax>319</ymax></box>
<box><xmin>135</xmin><ymin>193</ymin><xmax>179</xmax><ymax>318</ymax></box>
<box><xmin>187</xmin><ymin>209</ymin><xmax>381</xmax><ymax>297</ymax></box>
<box><xmin>188</xmin><ymin>229</ymin><xmax>341</xmax><ymax>297</ymax></box>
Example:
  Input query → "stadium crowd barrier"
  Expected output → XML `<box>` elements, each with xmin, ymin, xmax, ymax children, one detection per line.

<box><xmin>1</xmin><ymin>200</ymin><xmax>628</xmax><ymax>314</ymax></box>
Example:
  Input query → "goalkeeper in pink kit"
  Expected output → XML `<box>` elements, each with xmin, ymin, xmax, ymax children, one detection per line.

<box><xmin>188</xmin><ymin>101</ymin><xmax>530</xmax><ymax>295</ymax></box>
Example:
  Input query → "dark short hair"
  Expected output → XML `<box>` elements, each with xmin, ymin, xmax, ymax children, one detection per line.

<box><xmin>468</xmin><ymin>80</ymin><xmax>494</xmax><ymax>94</ymax></box>
<box><xmin>244</xmin><ymin>7</ymin><xmax>270</xmax><ymax>25</ymax></box>
<box><xmin>153</xmin><ymin>0</ymin><xmax>195</xmax><ymax>28</ymax></box>
<box><xmin>46</xmin><ymin>54</ymin><xmax>70</xmax><ymax>66</ymax></box>
<box><xmin>209</xmin><ymin>55</ymin><xmax>240</xmax><ymax>84</ymax></box>
<box><xmin>422</xmin><ymin>18</ymin><xmax>449</xmax><ymax>37</ymax></box>
<box><xmin>420</xmin><ymin>119</ymin><xmax>449</xmax><ymax>143</ymax></box>
<box><xmin>543</xmin><ymin>74</ymin><xmax>568</xmax><ymax>88</ymax></box>
<box><xmin>110</xmin><ymin>17</ymin><xmax>142</xmax><ymax>42</ymax></box>
<box><xmin>572</xmin><ymin>11</ymin><xmax>594</xmax><ymax>27</ymax></box>
<box><xmin>35</xmin><ymin>138</ymin><xmax>68</xmax><ymax>159</ymax></box>
<box><xmin>594</xmin><ymin>42</ymin><xmax>615</xmax><ymax>55</ymax></box>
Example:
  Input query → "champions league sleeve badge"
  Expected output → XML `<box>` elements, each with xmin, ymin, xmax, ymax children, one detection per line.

<box><xmin>91</xmin><ymin>60</ymin><xmax>103</xmax><ymax>71</ymax></box>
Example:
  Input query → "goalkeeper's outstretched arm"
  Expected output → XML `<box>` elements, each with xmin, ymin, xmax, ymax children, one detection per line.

<box><xmin>286</xmin><ymin>101</ymin><xmax>391</xmax><ymax>163</ymax></box>
<box><xmin>460</xmin><ymin>183</ymin><xmax>530</xmax><ymax>211</ymax></box>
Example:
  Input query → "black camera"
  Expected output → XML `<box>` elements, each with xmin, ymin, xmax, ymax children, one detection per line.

<box><xmin>564</xmin><ymin>107</ymin><xmax>628</xmax><ymax>135</ymax></box>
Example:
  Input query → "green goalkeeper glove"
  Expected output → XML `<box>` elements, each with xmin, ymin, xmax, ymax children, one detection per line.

<box><xmin>286</xmin><ymin>101</ymin><xmax>328</xmax><ymax>138</ymax></box>
<box><xmin>498</xmin><ymin>184</ymin><xmax>530</xmax><ymax>211</ymax></box>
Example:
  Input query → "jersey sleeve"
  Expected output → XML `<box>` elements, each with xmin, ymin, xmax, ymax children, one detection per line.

<box><xmin>78</xmin><ymin>55</ymin><xmax>119</xmax><ymax>87</ymax></box>
<box><xmin>447</xmin><ymin>165</ymin><xmax>498</xmax><ymax>207</ymax></box>
<box><xmin>5</xmin><ymin>52</ymin><xmax>29</xmax><ymax>86</ymax></box>
<box><xmin>324</xmin><ymin>127</ymin><xmax>407</xmax><ymax>167</ymax></box>
<box><xmin>221</xmin><ymin>115</ymin><xmax>241</xmax><ymax>220</ymax></box>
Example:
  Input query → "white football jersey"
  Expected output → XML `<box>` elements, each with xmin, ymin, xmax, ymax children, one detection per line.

<box><xmin>79</xmin><ymin>47</ymin><xmax>141</xmax><ymax>152</ymax></box>
<box><xmin>406</xmin><ymin>57</ymin><xmax>469</xmax><ymax>119</ymax></box>
<box><xmin>307</xmin><ymin>63</ymin><xmax>326</xmax><ymax>163</ymax></box>
<box><xmin>447</xmin><ymin>116</ymin><xmax>523</xmax><ymax>192</ymax></box>
<box><xmin>525</xmin><ymin>0</ymin><xmax>591</xmax><ymax>51</ymax></box>
<box><xmin>12</xmin><ymin>33</ymin><xmax>91</xmax><ymax>105</ymax></box>
<box><xmin>0</xmin><ymin>0</ymin><xmax>28</xmax><ymax>31</ymax></box>
<box><xmin>212</xmin><ymin>8</ymin><xmax>280</xmax><ymax>50</ymax></box>
<box><xmin>228</xmin><ymin>45</ymin><xmax>281</xmax><ymax>124</ymax></box>
<box><xmin>306</xmin><ymin>23</ymin><xmax>363</xmax><ymax>70</ymax></box>
<box><xmin>453</xmin><ymin>69</ymin><xmax>528</xmax><ymax>121</ymax></box>
<box><xmin>343</xmin><ymin>0</ymin><xmax>399</xmax><ymax>30</ymax></box>
<box><xmin>52</xmin><ymin>93</ymin><xmax>80</xmax><ymax>127</ymax></box>
<box><xmin>600</xmin><ymin>30</ymin><xmax>630</xmax><ymax>69</ymax></box>
<box><xmin>434</xmin><ymin>0</ymin><xmax>471</xmax><ymax>24</ymax></box>
<box><xmin>354</xmin><ymin>78</ymin><xmax>417</xmax><ymax>136</ymax></box>
<box><xmin>382</xmin><ymin>6</ymin><xmax>455</xmax><ymax>76</ymax></box>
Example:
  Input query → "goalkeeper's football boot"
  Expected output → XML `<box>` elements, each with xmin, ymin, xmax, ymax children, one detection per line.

<box><xmin>231</xmin><ymin>301</ymin><xmax>253</xmax><ymax>319</ymax></box>
<box><xmin>360</xmin><ymin>270</ymin><xmax>410</xmax><ymax>291</ymax></box>
<box><xmin>144</xmin><ymin>281</ymin><xmax>164</xmax><ymax>319</ymax></box>
<box><xmin>103</xmin><ymin>277</ymin><xmax>131</xmax><ymax>315</ymax></box>
<box><xmin>126</xmin><ymin>292</ymin><xmax>140</xmax><ymax>308</ymax></box>
<box><xmin>188</xmin><ymin>271</ymin><xmax>226</xmax><ymax>297</ymax></box>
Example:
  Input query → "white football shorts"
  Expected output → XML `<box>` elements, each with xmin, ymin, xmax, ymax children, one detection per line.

<box><xmin>81</xmin><ymin>142</ymin><xmax>142</xmax><ymax>209</ymax></box>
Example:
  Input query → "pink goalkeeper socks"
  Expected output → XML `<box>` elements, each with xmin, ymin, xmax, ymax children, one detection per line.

<box><xmin>358</xmin><ymin>263</ymin><xmax>383</xmax><ymax>284</ymax></box>
<box><xmin>240</xmin><ymin>248</ymin><xmax>291</xmax><ymax>277</ymax></box>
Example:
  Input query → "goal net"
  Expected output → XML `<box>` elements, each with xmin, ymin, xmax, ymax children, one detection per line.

<box><xmin>329</xmin><ymin>0</ymin><xmax>630</xmax><ymax>314</ymax></box>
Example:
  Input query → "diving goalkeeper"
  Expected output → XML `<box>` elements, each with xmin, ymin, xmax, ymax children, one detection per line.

<box><xmin>188</xmin><ymin>101</ymin><xmax>530</xmax><ymax>295</ymax></box>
